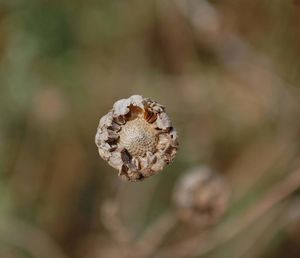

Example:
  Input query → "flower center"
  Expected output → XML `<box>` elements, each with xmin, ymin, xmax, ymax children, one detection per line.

<box><xmin>119</xmin><ymin>117</ymin><xmax>157</xmax><ymax>157</ymax></box>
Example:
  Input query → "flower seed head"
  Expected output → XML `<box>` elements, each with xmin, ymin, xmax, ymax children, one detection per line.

<box><xmin>95</xmin><ymin>95</ymin><xmax>179</xmax><ymax>182</ymax></box>
<box><xmin>173</xmin><ymin>166</ymin><xmax>230</xmax><ymax>227</ymax></box>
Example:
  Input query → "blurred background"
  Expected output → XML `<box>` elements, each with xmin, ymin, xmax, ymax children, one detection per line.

<box><xmin>1</xmin><ymin>0</ymin><xmax>300</xmax><ymax>257</ymax></box>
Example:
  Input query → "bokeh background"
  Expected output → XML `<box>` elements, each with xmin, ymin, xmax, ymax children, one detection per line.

<box><xmin>1</xmin><ymin>0</ymin><xmax>300</xmax><ymax>257</ymax></box>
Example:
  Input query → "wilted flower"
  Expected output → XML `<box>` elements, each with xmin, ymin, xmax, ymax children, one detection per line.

<box><xmin>95</xmin><ymin>95</ymin><xmax>179</xmax><ymax>182</ymax></box>
<box><xmin>173</xmin><ymin>166</ymin><xmax>230</xmax><ymax>227</ymax></box>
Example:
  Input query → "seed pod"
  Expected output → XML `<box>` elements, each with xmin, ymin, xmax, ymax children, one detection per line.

<box><xmin>173</xmin><ymin>166</ymin><xmax>230</xmax><ymax>227</ymax></box>
<box><xmin>95</xmin><ymin>95</ymin><xmax>179</xmax><ymax>182</ymax></box>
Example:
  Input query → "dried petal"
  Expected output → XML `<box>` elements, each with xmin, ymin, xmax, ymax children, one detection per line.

<box><xmin>113</xmin><ymin>99</ymin><xmax>131</xmax><ymax>116</ymax></box>
<box><xmin>155</xmin><ymin>113</ymin><xmax>172</xmax><ymax>130</ymax></box>
<box><xmin>99</xmin><ymin>112</ymin><xmax>114</xmax><ymax>128</ymax></box>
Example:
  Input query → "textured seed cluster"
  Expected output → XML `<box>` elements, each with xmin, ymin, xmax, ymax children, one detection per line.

<box><xmin>119</xmin><ymin>118</ymin><xmax>157</xmax><ymax>157</ymax></box>
<box><xmin>95</xmin><ymin>95</ymin><xmax>178</xmax><ymax>182</ymax></box>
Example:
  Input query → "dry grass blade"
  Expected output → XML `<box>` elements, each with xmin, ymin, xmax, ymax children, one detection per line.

<box><xmin>136</xmin><ymin>211</ymin><xmax>178</xmax><ymax>257</ymax></box>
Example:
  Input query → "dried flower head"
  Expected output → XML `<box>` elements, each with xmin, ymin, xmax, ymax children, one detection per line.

<box><xmin>173</xmin><ymin>166</ymin><xmax>230</xmax><ymax>227</ymax></box>
<box><xmin>95</xmin><ymin>95</ymin><xmax>179</xmax><ymax>182</ymax></box>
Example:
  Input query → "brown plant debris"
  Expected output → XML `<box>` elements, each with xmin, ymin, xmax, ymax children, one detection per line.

<box><xmin>173</xmin><ymin>166</ymin><xmax>230</xmax><ymax>227</ymax></box>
